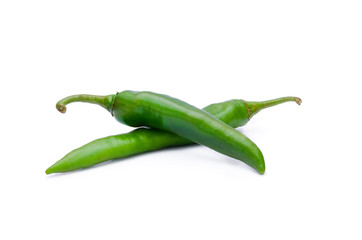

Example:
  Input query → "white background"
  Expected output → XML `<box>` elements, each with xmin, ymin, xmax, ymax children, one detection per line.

<box><xmin>1</xmin><ymin>1</ymin><xmax>361</xmax><ymax>239</ymax></box>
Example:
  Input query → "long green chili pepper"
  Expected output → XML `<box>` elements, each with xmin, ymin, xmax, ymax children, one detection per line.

<box><xmin>47</xmin><ymin>93</ymin><xmax>301</xmax><ymax>174</ymax></box>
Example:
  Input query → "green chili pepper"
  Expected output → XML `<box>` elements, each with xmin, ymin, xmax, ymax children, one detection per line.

<box><xmin>48</xmin><ymin>92</ymin><xmax>301</xmax><ymax>174</ymax></box>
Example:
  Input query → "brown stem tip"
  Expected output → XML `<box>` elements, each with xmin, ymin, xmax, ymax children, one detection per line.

<box><xmin>295</xmin><ymin>97</ymin><xmax>302</xmax><ymax>105</ymax></box>
<box><xmin>56</xmin><ymin>104</ymin><xmax>66</xmax><ymax>113</ymax></box>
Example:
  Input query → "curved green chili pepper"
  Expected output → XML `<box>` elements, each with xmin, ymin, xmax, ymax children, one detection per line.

<box><xmin>48</xmin><ymin>93</ymin><xmax>301</xmax><ymax>174</ymax></box>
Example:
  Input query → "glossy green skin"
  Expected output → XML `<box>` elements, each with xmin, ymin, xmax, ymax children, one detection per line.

<box><xmin>112</xmin><ymin>90</ymin><xmax>264</xmax><ymax>174</ymax></box>
<box><xmin>46</xmin><ymin>99</ymin><xmax>251</xmax><ymax>174</ymax></box>
<box><xmin>49</xmin><ymin>93</ymin><xmax>300</xmax><ymax>174</ymax></box>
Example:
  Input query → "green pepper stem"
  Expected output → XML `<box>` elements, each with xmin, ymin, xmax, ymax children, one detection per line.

<box><xmin>56</xmin><ymin>94</ymin><xmax>116</xmax><ymax>115</ymax></box>
<box><xmin>243</xmin><ymin>96</ymin><xmax>302</xmax><ymax>119</ymax></box>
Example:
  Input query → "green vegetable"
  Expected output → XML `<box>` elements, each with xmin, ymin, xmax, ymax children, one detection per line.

<box><xmin>47</xmin><ymin>93</ymin><xmax>301</xmax><ymax>174</ymax></box>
